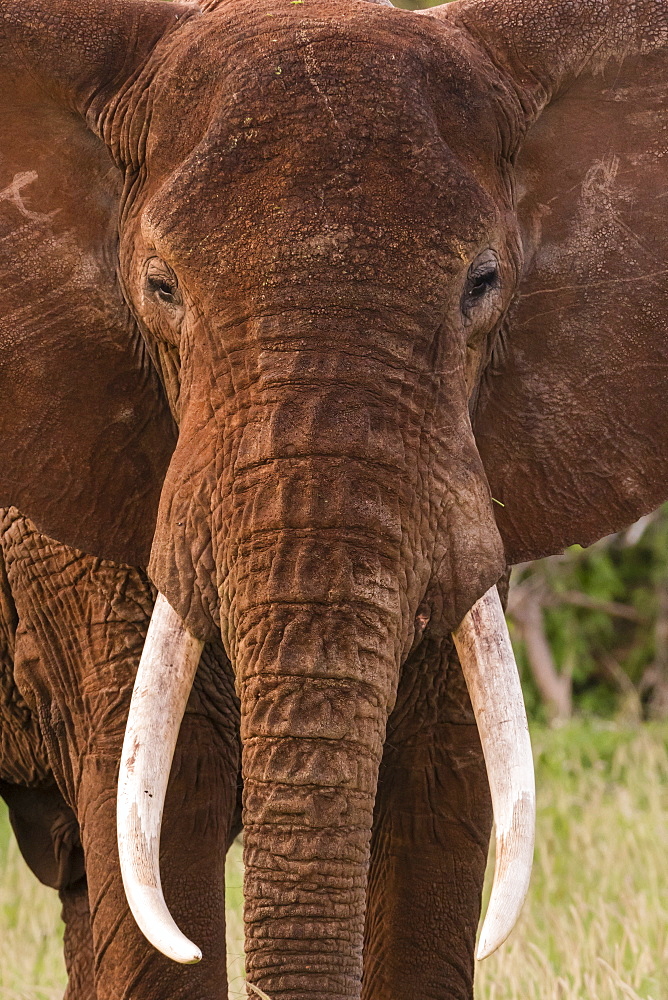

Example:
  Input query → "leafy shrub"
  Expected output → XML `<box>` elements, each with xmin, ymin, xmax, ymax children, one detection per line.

<box><xmin>510</xmin><ymin>506</ymin><xmax>668</xmax><ymax>722</ymax></box>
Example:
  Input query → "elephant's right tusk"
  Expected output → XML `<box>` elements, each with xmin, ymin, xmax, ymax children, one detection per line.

<box><xmin>452</xmin><ymin>585</ymin><xmax>535</xmax><ymax>960</ymax></box>
<box><xmin>117</xmin><ymin>592</ymin><xmax>204</xmax><ymax>964</ymax></box>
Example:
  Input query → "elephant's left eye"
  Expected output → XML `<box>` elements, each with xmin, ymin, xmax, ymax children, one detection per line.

<box><xmin>462</xmin><ymin>250</ymin><xmax>501</xmax><ymax>319</ymax></box>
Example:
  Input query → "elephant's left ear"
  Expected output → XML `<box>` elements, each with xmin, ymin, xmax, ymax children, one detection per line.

<box><xmin>431</xmin><ymin>0</ymin><xmax>668</xmax><ymax>563</ymax></box>
<box><xmin>0</xmin><ymin>0</ymin><xmax>196</xmax><ymax>566</ymax></box>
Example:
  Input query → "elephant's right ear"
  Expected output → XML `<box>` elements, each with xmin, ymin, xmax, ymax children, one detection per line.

<box><xmin>0</xmin><ymin>0</ymin><xmax>195</xmax><ymax>566</ymax></box>
<box><xmin>433</xmin><ymin>0</ymin><xmax>668</xmax><ymax>564</ymax></box>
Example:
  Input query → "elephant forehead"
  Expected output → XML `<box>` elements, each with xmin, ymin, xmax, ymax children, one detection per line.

<box><xmin>147</xmin><ymin>0</ymin><xmax>482</xmax><ymax>134</ymax></box>
<box><xmin>140</xmin><ymin>0</ymin><xmax>500</xmax><ymax>248</ymax></box>
<box><xmin>141</xmin><ymin>99</ymin><xmax>495</xmax><ymax>306</ymax></box>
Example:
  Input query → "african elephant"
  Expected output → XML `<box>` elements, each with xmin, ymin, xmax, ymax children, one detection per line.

<box><xmin>0</xmin><ymin>0</ymin><xmax>666</xmax><ymax>997</ymax></box>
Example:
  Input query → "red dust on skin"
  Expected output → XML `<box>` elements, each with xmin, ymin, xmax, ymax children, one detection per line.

<box><xmin>0</xmin><ymin>1</ymin><xmax>668</xmax><ymax>999</ymax></box>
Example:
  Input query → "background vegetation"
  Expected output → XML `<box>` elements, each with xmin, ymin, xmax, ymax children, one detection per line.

<box><xmin>3</xmin><ymin>725</ymin><xmax>668</xmax><ymax>999</ymax></box>
<box><xmin>509</xmin><ymin>507</ymin><xmax>668</xmax><ymax>726</ymax></box>
<box><xmin>392</xmin><ymin>0</ymin><xmax>445</xmax><ymax>9</ymax></box>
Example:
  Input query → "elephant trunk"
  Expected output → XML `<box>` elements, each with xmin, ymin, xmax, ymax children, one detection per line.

<box><xmin>117</xmin><ymin>591</ymin><xmax>534</xmax><ymax>986</ymax></box>
<box><xmin>235</xmin><ymin>598</ymin><xmax>399</xmax><ymax>998</ymax></box>
<box><xmin>117</xmin><ymin>341</ymin><xmax>534</xmax><ymax>987</ymax></box>
<box><xmin>217</xmin><ymin>442</ymin><xmax>409</xmax><ymax>996</ymax></box>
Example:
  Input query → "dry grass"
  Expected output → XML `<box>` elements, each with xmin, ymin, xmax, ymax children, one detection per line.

<box><xmin>476</xmin><ymin>725</ymin><xmax>668</xmax><ymax>999</ymax></box>
<box><xmin>0</xmin><ymin>808</ymin><xmax>65</xmax><ymax>999</ymax></box>
<box><xmin>226</xmin><ymin>838</ymin><xmax>246</xmax><ymax>998</ymax></box>
<box><xmin>1</xmin><ymin>723</ymin><xmax>666</xmax><ymax>999</ymax></box>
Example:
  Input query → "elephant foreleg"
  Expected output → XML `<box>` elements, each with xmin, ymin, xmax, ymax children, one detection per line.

<box><xmin>2</xmin><ymin>511</ymin><xmax>240</xmax><ymax>1000</ymax></box>
<box><xmin>363</xmin><ymin>637</ymin><xmax>493</xmax><ymax>1000</ymax></box>
<box><xmin>0</xmin><ymin>780</ymin><xmax>95</xmax><ymax>998</ymax></box>
<box><xmin>61</xmin><ymin>878</ymin><xmax>95</xmax><ymax>1000</ymax></box>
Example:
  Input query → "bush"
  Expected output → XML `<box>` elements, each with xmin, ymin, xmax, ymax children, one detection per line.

<box><xmin>509</xmin><ymin>506</ymin><xmax>668</xmax><ymax>723</ymax></box>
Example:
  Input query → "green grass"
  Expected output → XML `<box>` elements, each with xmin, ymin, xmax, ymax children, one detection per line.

<box><xmin>226</xmin><ymin>839</ymin><xmax>246</xmax><ymax>999</ymax></box>
<box><xmin>1</xmin><ymin>723</ymin><xmax>667</xmax><ymax>998</ymax></box>
<box><xmin>0</xmin><ymin>807</ymin><xmax>65</xmax><ymax>999</ymax></box>
<box><xmin>476</xmin><ymin>723</ymin><xmax>668</xmax><ymax>999</ymax></box>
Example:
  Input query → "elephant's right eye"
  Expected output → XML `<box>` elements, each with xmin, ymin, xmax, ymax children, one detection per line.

<box><xmin>149</xmin><ymin>275</ymin><xmax>177</xmax><ymax>302</ymax></box>
<box><xmin>468</xmin><ymin>263</ymin><xmax>498</xmax><ymax>299</ymax></box>
<box><xmin>146</xmin><ymin>259</ymin><xmax>182</xmax><ymax>307</ymax></box>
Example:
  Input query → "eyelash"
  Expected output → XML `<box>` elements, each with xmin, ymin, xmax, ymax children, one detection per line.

<box><xmin>468</xmin><ymin>266</ymin><xmax>498</xmax><ymax>298</ymax></box>
<box><xmin>147</xmin><ymin>275</ymin><xmax>177</xmax><ymax>302</ymax></box>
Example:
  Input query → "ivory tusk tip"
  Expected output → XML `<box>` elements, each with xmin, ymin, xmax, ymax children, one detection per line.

<box><xmin>475</xmin><ymin>900</ymin><xmax>527</xmax><ymax>960</ymax></box>
<box><xmin>476</xmin><ymin>889</ymin><xmax>527</xmax><ymax>959</ymax></box>
<box><xmin>475</xmin><ymin>809</ymin><xmax>535</xmax><ymax>960</ymax></box>
<box><xmin>174</xmin><ymin>941</ymin><xmax>203</xmax><ymax>965</ymax></box>
<box><xmin>475</xmin><ymin>925</ymin><xmax>508</xmax><ymax>961</ymax></box>
<box><xmin>182</xmin><ymin>948</ymin><xmax>203</xmax><ymax>965</ymax></box>
<box><xmin>173</xmin><ymin>947</ymin><xmax>203</xmax><ymax>965</ymax></box>
<box><xmin>123</xmin><ymin>882</ymin><xmax>203</xmax><ymax>964</ymax></box>
<box><xmin>453</xmin><ymin>586</ymin><xmax>536</xmax><ymax>963</ymax></box>
<box><xmin>117</xmin><ymin>592</ymin><xmax>204</xmax><ymax>965</ymax></box>
<box><xmin>476</xmin><ymin>942</ymin><xmax>495</xmax><ymax>962</ymax></box>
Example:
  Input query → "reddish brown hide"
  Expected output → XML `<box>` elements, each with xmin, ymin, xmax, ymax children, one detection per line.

<box><xmin>0</xmin><ymin>0</ymin><xmax>667</xmax><ymax>998</ymax></box>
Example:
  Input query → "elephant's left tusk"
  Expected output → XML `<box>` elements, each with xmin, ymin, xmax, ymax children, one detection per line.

<box><xmin>452</xmin><ymin>584</ymin><xmax>535</xmax><ymax>960</ymax></box>
<box><xmin>117</xmin><ymin>592</ymin><xmax>204</xmax><ymax>964</ymax></box>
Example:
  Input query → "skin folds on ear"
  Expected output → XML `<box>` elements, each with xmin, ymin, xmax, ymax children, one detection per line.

<box><xmin>431</xmin><ymin>0</ymin><xmax>668</xmax><ymax>564</ymax></box>
<box><xmin>0</xmin><ymin>0</ymin><xmax>189</xmax><ymax>565</ymax></box>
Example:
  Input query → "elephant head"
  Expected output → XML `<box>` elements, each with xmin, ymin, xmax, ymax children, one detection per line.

<box><xmin>1</xmin><ymin>0</ymin><xmax>667</xmax><ymax>996</ymax></box>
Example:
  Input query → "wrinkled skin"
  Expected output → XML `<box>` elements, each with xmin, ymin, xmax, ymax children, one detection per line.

<box><xmin>1</xmin><ymin>0</ymin><xmax>667</xmax><ymax>998</ymax></box>
<box><xmin>0</xmin><ymin>508</ymin><xmax>241</xmax><ymax>998</ymax></box>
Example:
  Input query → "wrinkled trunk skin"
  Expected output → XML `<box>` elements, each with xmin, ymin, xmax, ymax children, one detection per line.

<box><xmin>149</xmin><ymin>303</ymin><xmax>505</xmax><ymax>997</ymax></box>
<box><xmin>236</xmin><ymin>573</ymin><xmax>401</xmax><ymax>997</ymax></box>
<box><xmin>225</xmin><ymin>435</ymin><xmax>414</xmax><ymax>998</ymax></box>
